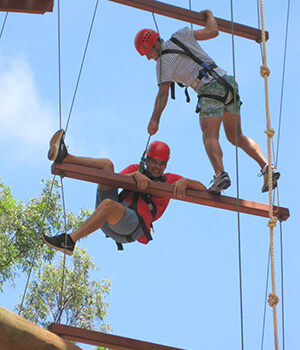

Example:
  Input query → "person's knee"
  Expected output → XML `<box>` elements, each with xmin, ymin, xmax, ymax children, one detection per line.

<box><xmin>227</xmin><ymin>132</ymin><xmax>243</xmax><ymax>146</ymax></box>
<box><xmin>99</xmin><ymin>198</ymin><xmax>116</xmax><ymax>211</ymax></box>
<box><xmin>101</xmin><ymin>159</ymin><xmax>114</xmax><ymax>172</ymax></box>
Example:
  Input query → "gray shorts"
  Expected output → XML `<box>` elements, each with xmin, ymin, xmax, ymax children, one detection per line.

<box><xmin>95</xmin><ymin>188</ymin><xmax>144</xmax><ymax>244</ymax></box>
<box><xmin>197</xmin><ymin>74</ymin><xmax>241</xmax><ymax>118</ymax></box>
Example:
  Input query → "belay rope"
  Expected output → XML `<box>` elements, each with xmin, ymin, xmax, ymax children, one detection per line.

<box><xmin>138</xmin><ymin>134</ymin><xmax>152</xmax><ymax>173</ymax></box>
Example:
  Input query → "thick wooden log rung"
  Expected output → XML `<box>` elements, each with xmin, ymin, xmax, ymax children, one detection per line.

<box><xmin>51</xmin><ymin>163</ymin><xmax>289</xmax><ymax>221</ymax></box>
<box><xmin>49</xmin><ymin>323</ymin><xmax>185</xmax><ymax>350</ymax></box>
<box><xmin>0</xmin><ymin>0</ymin><xmax>54</xmax><ymax>14</ymax></box>
<box><xmin>107</xmin><ymin>0</ymin><xmax>268</xmax><ymax>42</ymax></box>
<box><xmin>0</xmin><ymin>307</ymin><xmax>82</xmax><ymax>350</ymax></box>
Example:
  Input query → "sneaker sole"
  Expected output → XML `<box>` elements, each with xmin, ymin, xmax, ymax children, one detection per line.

<box><xmin>262</xmin><ymin>172</ymin><xmax>280</xmax><ymax>193</ymax></box>
<box><xmin>48</xmin><ymin>129</ymin><xmax>65</xmax><ymax>161</ymax></box>
<box><xmin>208</xmin><ymin>178</ymin><xmax>231</xmax><ymax>194</ymax></box>
<box><xmin>41</xmin><ymin>235</ymin><xmax>73</xmax><ymax>256</ymax></box>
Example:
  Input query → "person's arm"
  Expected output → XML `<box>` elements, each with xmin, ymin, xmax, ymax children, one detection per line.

<box><xmin>173</xmin><ymin>178</ymin><xmax>207</xmax><ymax>199</ymax></box>
<box><xmin>147</xmin><ymin>81</ymin><xmax>171</xmax><ymax>135</ymax></box>
<box><xmin>193</xmin><ymin>10</ymin><xmax>219</xmax><ymax>41</ymax></box>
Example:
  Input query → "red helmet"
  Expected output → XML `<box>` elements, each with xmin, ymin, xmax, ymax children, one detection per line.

<box><xmin>134</xmin><ymin>29</ymin><xmax>159</xmax><ymax>56</ymax></box>
<box><xmin>146</xmin><ymin>141</ymin><xmax>170</xmax><ymax>161</ymax></box>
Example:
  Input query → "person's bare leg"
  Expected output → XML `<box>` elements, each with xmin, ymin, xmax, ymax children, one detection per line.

<box><xmin>69</xmin><ymin>199</ymin><xmax>125</xmax><ymax>243</ymax></box>
<box><xmin>223</xmin><ymin>112</ymin><xmax>267</xmax><ymax>170</ymax></box>
<box><xmin>200</xmin><ymin>116</ymin><xmax>224</xmax><ymax>175</ymax></box>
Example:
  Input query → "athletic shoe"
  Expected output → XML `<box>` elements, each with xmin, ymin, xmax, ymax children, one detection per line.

<box><xmin>42</xmin><ymin>233</ymin><xmax>75</xmax><ymax>256</ymax></box>
<box><xmin>208</xmin><ymin>171</ymin><xmax>231</xmax><ymax>195</ymax></box>
<box><xmin>47</xmin><ymin>129</ymin><xmax>68</xmax><ymax>163</ymax></box>
<box><xmin>261</xmin><ymin>164</ymin><xmax>280</xmax><ymax>193</ymax></box>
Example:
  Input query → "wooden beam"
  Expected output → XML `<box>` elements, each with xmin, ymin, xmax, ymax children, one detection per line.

<box><xmin>0</xmin><ymin>0</ymin><xmax>54</xmax><ymax>14</ymax></box>
<box><xmin>0</xmin><ymin>307</ymin><xmax>82</xmax><ymax>350</ymax></box>
<box><xmin>49</xmin><ymin>323</ymin><xmax>185</xmax><ymax>350</ymax></box>
<box><xmin>107</xmin><ymin>0</ymin><xmax>268</xmax><ymax>42</ymax></box>
<box><xmin>51</xmin><ymin>162</ymin><xmax>289</xmax><ymax>221</ymax></box>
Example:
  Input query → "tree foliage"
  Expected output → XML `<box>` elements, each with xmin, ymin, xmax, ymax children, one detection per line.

<box><xmin>1</xmin><ymin>178</ymin><xmax>112</xmax><ymax>348</ymax></box>
<box><xmin>16</xmin><ymin>247</ymin><xmax>112</xmax><ymax>333</ymax></box>
<box><xmin>0</xmin><ymin>178</ymin><xmax>91</xmax><ymax>291</ymax></box>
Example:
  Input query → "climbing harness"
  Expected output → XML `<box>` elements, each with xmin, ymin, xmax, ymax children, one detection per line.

<box><xmin>161</xmin><ymin>37</ymin><xmax>240</xmax><ymax>111</ymax></box>
<box><xmin>115</xmin><ymin>172</ymin><xmax>167</xmax><ymax>251</ymax></box>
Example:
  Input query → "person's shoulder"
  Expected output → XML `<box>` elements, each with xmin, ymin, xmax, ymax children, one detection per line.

<box><xmin>164</xmin><ymin>172</ymin><xmax>183</xmax><ymax>183</ymax></box>
<box><xmin>172</xmin><ymin>27</ymin><xmax>193</xmax><ymax>38</ymax></box>
<box><xmin>120</xmin><ymin>164</ymin><xmax>139</xmax><ymax>174</ymax></box>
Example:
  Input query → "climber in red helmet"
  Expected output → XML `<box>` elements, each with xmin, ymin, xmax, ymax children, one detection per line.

<box><xmin>134</xmin><ymin>10</ymin><xmax>280</xmax><ymax>195</ymax></box>
<box><xmin>42</xmin><ymin>130</ymin><xmax>206</xmax><ymax>254</ymax></box>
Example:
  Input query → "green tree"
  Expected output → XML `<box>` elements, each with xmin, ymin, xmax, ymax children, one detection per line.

<box><xmin>0</xmin><ymin>178</ymin><xmax>91</xmax><ymax>291</ymax></box>
<box><xmin>16</xmin><ymin>247</ymin><xmax>112</xmax><ymax>333</ymax></box>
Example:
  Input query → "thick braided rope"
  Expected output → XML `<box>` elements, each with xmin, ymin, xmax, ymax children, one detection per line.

<box><xmin>259</xmin><ymin>1</ymin><xmax>279</xmax><ymax>349</ymax></box>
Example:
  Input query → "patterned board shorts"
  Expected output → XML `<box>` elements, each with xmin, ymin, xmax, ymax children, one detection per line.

<box><xmin>197</xmin><ymin>74</ymin><xmax>241</xmax><ymax>118</ymax></box>
<box><xmin>95</xmin><ymin>188</ymin><xmax>144</xmax><ymax>243</ymax></box>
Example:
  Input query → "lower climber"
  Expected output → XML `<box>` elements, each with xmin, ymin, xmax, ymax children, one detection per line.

<box><xmin>42</xmin><ymin>129</ymin><xmax>207</xmax><ymax>254</ymax></box>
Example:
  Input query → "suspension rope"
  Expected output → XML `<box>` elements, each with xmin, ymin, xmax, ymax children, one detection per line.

<box><xmin>18</xmin><ymin>176</ymin><xmax>56</xmax><ymax>315</ymax></box>
<box><xmin>18</xmin><ymin>0</ymin><xmax>100</xmax><ymax>319</ymax></box>
<box><xmin>138</xmin><ymin>134</ymin><xmax>151</xmax><ymax>172</ymax></box>
<box><xmin>65</xmin><ymin>0</ymin><xmax>100</xmax><ymax>134</ymax></box>
<box><xmin>279</xmin><ymin>221</ymin><xmax>286</xmax><ymax>350</ymax></box>
<box><xmin>259</xmin><ymin>0</ymin><xmax>279</xmax><ymax>348</ymax></box>
<box><xmin>57</xmin><ymin>177</ymin><xmax>69</xmax><ymax>324</ymax></box>
<box><xmin>0</xmin><ymin>13</ymin><xmax>8</xmax><ymax>40</ymax></box>
<box><xmin>188</xmin><ymin>0</ymin><xmax>193</xmax><ymax>29</ymax></box>
<box><xmin>55</xmin><ymin>0</ymin><xmax>100</xmax><ymax>324</ymax></box>
<box><xmin>229</xmin><ymin>1</ymin><xmax>244</xmax><ymax>349</ymax></box>
<box><xmin>57</xmin><ymin>0</ymin><xmax>62</xmax><ymax>129</ymax></box>
<box><xmin>261</xmin><ymin>249</ymin><xmax>271</xmax><ymax>350</ymax></box>
<box><xmin>275</xmin><ymin>0</ymin><xmax>290</xmax><ymax>170</ymax></box>
<box><xmin>274</xmin><ymin>2</ymin><xmax>290</xmax><ymax>349</ymax></box>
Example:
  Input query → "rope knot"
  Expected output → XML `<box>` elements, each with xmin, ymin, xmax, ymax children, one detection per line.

<box><xmin>268</xmin><ymin>217</ymin><xmax>278</xmax><ymax>228</ymax></box>
<box><xmin>260</xmin><ymin>65</ymin><xmax>271</xmax><ymax>78</ymax></box>
<box><xmin>268</xmin><ymin>293</ymin><xmax>279</xmax><ymax>307</ymax></box>
<box><xmin>264</xmin><ymin>128</ymin><xmax>275</xmax><ymax>138</ymax></box>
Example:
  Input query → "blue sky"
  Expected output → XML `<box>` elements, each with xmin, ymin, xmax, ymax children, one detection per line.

<box><xmin>1</xmin><ymin>0</ymin><xmax>299</xmax><ymax>349</ymax></box>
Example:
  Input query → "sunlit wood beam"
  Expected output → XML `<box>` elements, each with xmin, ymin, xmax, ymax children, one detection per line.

<box><xmin>49</xmin><ymin>323</ymin><xmax>184</xmax><ymax>350</ymax></box>
<box><xmin>107</xmin><ymin>0</ymin><xmax>268</xmax><ymax>42</ymax></box>
<box><xmin>0</xmin><ymin>0</ymin><xmax>54</xmax><ymax>14</ymax></box>
<box><xmin>52</xmin><ymin>162</ymin><xmax>289</xmax><ymax>221</ymax></box>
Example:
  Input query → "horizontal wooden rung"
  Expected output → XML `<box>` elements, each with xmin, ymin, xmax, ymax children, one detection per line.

<box><xmin>49</xmin><ymin>323</ymin><xmax>185</xmax><ymax>350</ymax></box>
<box><xmin>51</xmin><ymin>162</ymin><xmax>289</xmax><ymax>221</ymax></box>
<box><xmin>0</xmin><ymin>0</ymin><xmax>54</xmax><ymax>14</ymax></box>
<box><xmin>107</xmin><ymin>0</ymin><xmax>268</xmax><ymax>42</ymax></box>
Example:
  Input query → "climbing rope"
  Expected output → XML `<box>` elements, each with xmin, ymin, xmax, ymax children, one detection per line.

<box><xmin>259</xmin><ymin>0</ymin><xmax>279</xmax><ymax>348</ymax></box>
<box><xmin>229</xmin><ymin>1</ymin><xmax>244</xmax><ymax>349</ymax></box>
<box><xmin>18</xmin><ymin>176</ymin><xmax>56</xmax><ymax>315</ymax></box>
<box><xmin>57</xmin><ymin>176</ymin><xmax>69</xmax><ymax>323</ymax></box>
<box><xmin>57</xmin><ymin>0</ymin><xmax>62</xmax><ymax>129</ymax></box>
<box><xmin>188</xmin><ymin>0</ymin><xmax>193</xmax><ymax>29</ymax></box>
<box><xmin>55</xmin><ymin>0</ymin><xmax>101</xmax><ymax>321</ymax></box>
<box><xmin>0</xmin><ymin>12</ymin><xmax>8</xmax><ymax>40</ymax></box>
<box><xmin>18</xmin><ymin>0</ymin><xmax>100</xmax><ymax>318</ymax></box>
<box><xmin>65</xmin><ymin>0</ymin><xmax>100</xmax><ymax>133</ymax></box>
<box><xmin>138</xmin><ymin>134</ymin><xmax>151</xmax><ymax>172</ymax></box>
<box><xmin>279</xmin><ymin>221</ymin><xmax>286</xmax><ymax>349</ymax></box>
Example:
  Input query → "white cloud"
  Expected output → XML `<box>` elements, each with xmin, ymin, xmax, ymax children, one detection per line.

<box><xmin>0</xmin><ymin>54</ymin><xmax>56</xmax><ymax>162</ymax></box>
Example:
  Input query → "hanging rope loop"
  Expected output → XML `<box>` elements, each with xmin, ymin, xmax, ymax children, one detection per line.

<box><xmin>268</xmin><ymin>216</ymin><xmax>278</xmax><ymax>228</ymax></box>
<box><xmin>264</xmin><ymin>127</ymin><xmax>275</xmax><ymax>138</ymax></box>
<box><xmin>260</xmin><ymin>65</ymin><xmax>271</xmax><ymax>78</ymax></box>
<box><xmin>268</xmin><ymin>293</ymin><xmax>279</xmax><ymax>307</ymax></box>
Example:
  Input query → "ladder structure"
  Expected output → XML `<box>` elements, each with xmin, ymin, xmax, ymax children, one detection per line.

<box><xmin>49</xmin><ymin>323</ymin><xmax>185</xmax><ymax>350</ymax></box>
<box><xmin>52</xmin><ymin>162</ymin><xmax>290</xmax><ymax>221</ymax></box>
<box><xmin>0</xmin><ymin>0</ymin><xmax>54</xmax><ymax>14</ymax></box>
